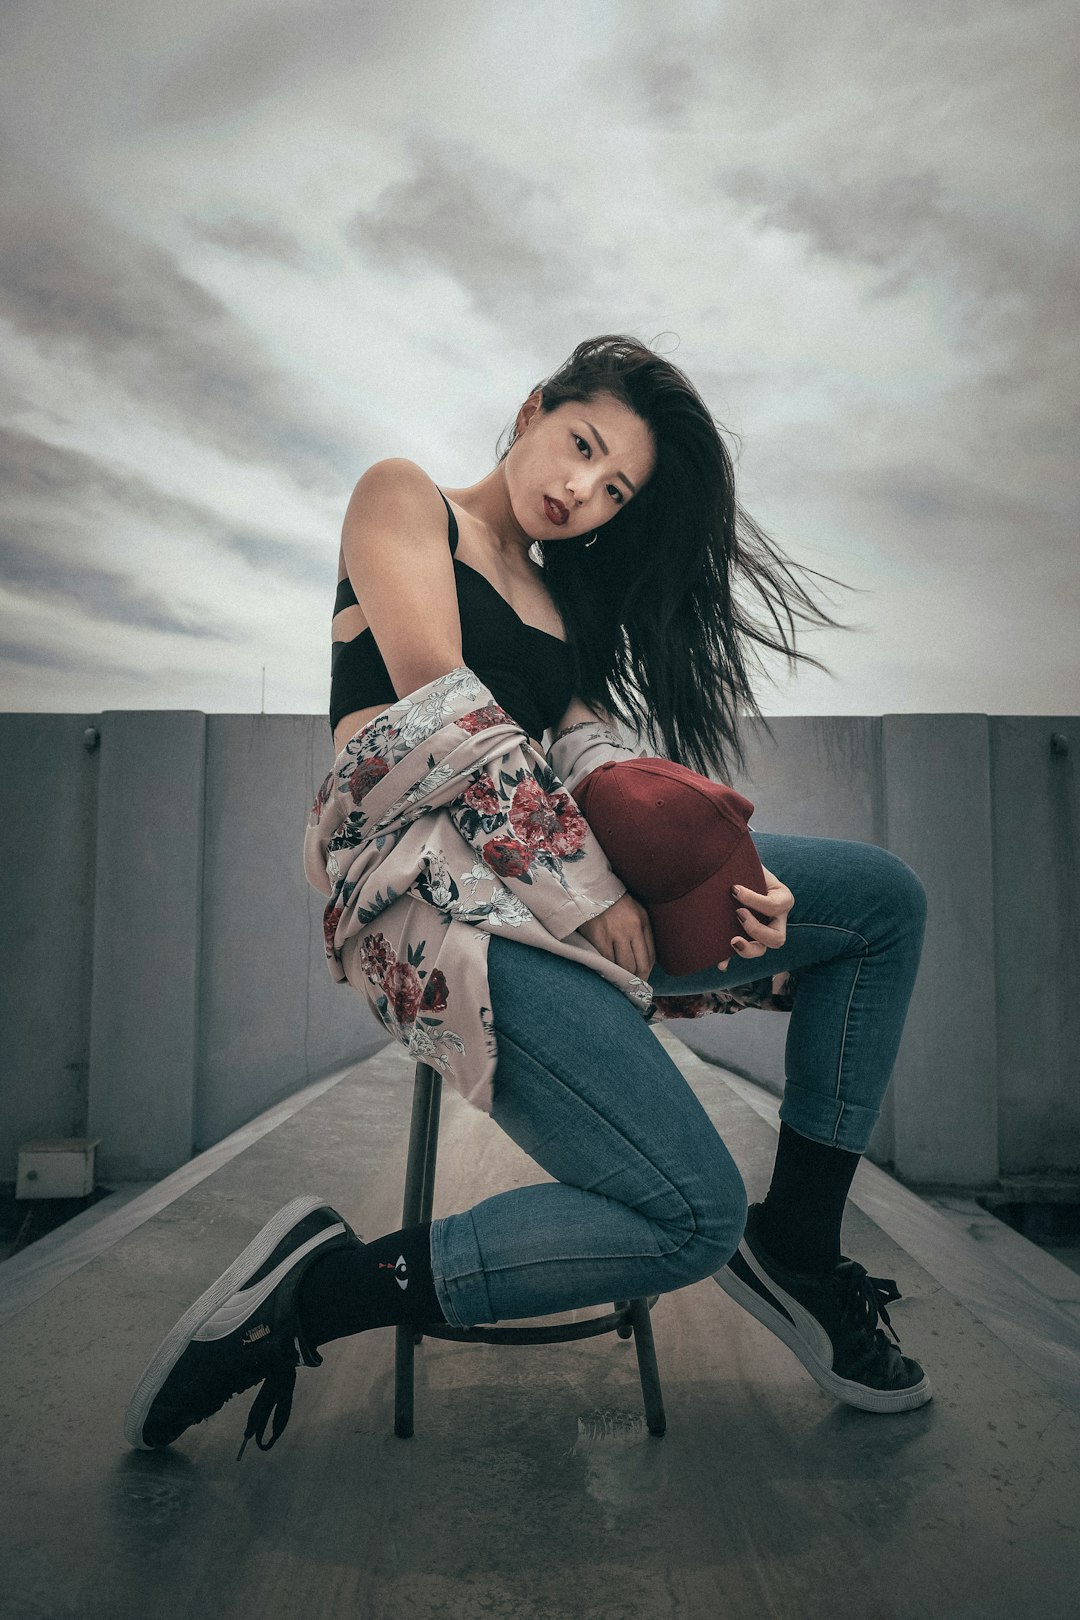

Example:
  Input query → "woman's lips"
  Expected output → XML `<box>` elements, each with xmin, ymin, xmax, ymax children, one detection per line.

<box><xmin>543</xmin><ymin>495</ymin><xmax>569</xmax><ymax>526</ymax></box>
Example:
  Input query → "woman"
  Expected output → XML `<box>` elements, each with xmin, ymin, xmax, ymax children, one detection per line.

<box><xmin>125</xmin><ymin>336</ymin><xmax>930</xmax><ymax>1460</ymax></box>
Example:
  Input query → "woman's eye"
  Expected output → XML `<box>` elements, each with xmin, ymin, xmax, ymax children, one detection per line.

<box><xmin>607</xmin><ymin>485</ymin><xmax>624</xmax><ymax>505</ymax></box>
<box><xmin>573</xmin><ymin>434</ymin><xmax>590</xmax><ymax>458</ymax></box>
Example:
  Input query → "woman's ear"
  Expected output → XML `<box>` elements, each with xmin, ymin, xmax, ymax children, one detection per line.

<box><xmin>514</xmin><ymin>389</ymin><xmax>544</xmax><ymax>437</ymax></box>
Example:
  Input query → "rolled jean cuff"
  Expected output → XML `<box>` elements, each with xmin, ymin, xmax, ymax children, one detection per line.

<box><xmin>778</xmin><ymin>1082</ymin><xmax>881</xmax><ymax>1156</ymax></box>
<box><xmin>429</xmin><ymin>1210</ymin><xmax>496</xmax><ymax>1328</ymax></box>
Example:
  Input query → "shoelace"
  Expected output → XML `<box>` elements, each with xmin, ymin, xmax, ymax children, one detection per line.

<box><xmin>236</xmin><ymin>1361</ymin><xmax>298</xmax><ymax>1462</ymax></box>
<box><xmin>835</xmin><ymin>1262</ymin><xmax>904</xmax><ymax>1359</ymax></box>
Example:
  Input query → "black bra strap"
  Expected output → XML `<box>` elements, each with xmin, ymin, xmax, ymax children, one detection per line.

<box><xmin>334</xmin><ymin>485</ymin><xmax>458</xmax><ymax>614</ymax></box>
<box><xmin>437</xmin><ymin>489</ymin><xmax>459</xmax><ymax>555</ymax></box>
<box><xmin>334</xmin><ymin>575</ymin><xmax>358</xmax><ymax>614</ymax></box>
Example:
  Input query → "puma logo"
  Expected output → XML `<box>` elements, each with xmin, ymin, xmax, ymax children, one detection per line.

<box><xmin>242</xmin><ymin>1323</ymin><xmax>271</xmax><ymax>1344</ymax></box>
<box><xmin>378</xmin><ymin>1256</ymin><xmax>410</xmax><ymax>1291</ymax></box>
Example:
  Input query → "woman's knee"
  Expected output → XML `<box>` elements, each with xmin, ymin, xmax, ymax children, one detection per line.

<box><xmin>662</xmin><ymin>1155</ymin><xmax>748</xmax><ymax>1286</ymax></box>
<box><xmin>868</xmin><ymin>844</ymin><xmax>928</xmax><ymax>939</ymax></box>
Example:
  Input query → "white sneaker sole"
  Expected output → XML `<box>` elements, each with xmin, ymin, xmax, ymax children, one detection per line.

<box><xmin>715</xmin><ymin>1240</ymin><xmax>933</xmax><ymax>1414</ymax></box>
<box><xmin>123</xmin><ymin>1194</ymin><xmax>333</xmax><ymax>1449</ymax></box>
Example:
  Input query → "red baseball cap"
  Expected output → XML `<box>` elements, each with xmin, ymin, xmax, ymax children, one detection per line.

<box><xmin>573</xmin><ymin>757</ymin><xmax>768</xmax><ymax>975</ymax></box>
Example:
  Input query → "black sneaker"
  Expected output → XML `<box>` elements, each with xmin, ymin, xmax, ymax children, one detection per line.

<box><xmin>714</xmin><ymin>1203</ymin><xmax>932</xmax><ymax>1413</ymax></box>
<box><xmin>124</xmin><ymin>1195</ymin><xmax>362</xmax><ymax>1459</ymax></box>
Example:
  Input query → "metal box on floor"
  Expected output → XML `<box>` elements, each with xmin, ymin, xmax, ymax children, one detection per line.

<box><xmin>16</xmin><ymin>1138</ymin><xmax>99</xmax><ymax>1200</ymax></box>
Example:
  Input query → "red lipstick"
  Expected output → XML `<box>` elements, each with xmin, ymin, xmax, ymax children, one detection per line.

<box><xmin>544</xmin><ymin>495</ymin><xmax>569</xmax><ymax>526</ymax></box>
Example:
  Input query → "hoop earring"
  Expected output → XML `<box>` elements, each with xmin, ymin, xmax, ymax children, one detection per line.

<box><xmin>584</xmin><ymin>531</ymin><xmax>598</xmax><ymax>548</ymax></box>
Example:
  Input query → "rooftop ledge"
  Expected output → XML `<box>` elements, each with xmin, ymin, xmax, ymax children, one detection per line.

<box><xmin>3</xmin><ymin>1027</ymin><xmax>1079</xmax><ymax>1620</ymax></box>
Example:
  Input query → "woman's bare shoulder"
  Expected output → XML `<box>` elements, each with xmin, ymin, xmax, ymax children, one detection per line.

<box><xmin>345</xmin><ymin>459</ymin><xmax>451</xmax><ymax>548</ymax></box>
<box><xmin>354</xmin><ymin>456</ymin><xmax>434</xmax><ymax>489</ymax></box>
<box><xmin>352</xmin><ymin>457</ymin><xmax>443</xmax><ymax>509</ymax></box>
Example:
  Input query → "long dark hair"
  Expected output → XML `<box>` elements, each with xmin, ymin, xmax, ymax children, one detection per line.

<box><xmin>498</xmin><ymin>335</ymin><xmax>854</xmax><ymax>782</ymax></box>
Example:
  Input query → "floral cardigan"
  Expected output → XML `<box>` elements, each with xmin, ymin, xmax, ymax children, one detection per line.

<box><xmin>304</xmin><ymin>666</ymin><xmax>794</xmax><ymax>1113</ymax></box>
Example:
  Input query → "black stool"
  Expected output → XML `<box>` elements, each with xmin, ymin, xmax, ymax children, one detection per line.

<box><xmin>394</xmin><ymin>1060</ymin><xmax>667</xmax><ymax>1438</ymax></box>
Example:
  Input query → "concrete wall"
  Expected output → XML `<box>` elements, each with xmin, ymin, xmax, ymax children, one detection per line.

<box><xmin>666</xmin><ymin>716</ymin><xmax>898</xmax><ymax>1163</ymax></box>
<box><xmin>86</xmin><ymin>712</ymin><xmax>206</xmax><ymax>1181</ymax></box>
<box><xmin>0</xmin><ymin>710</ymin><xmax>1075</xmax><ymax>1187</ymax></box>
<box><xmin>1</xmin><ymin>716</ymin><xmax>99</xmax><ymax>1166</ymax></box>
<box><xmin>990</xmin><ymin>717</ymin><xmax>1080</xmax><ymax>1176</ymax></box>
<box><xmin>636</xmin><ymin>713</ymin><xmax>1078</xmax><ymax>1187</ymax></box>
<box><xmin>196</xmin><ymin>714</ymin><xmax>374</xmax><ymax>1151</ymax></box>
<box><xmin>0</xmin><ymin>711</ymin><xmax>383</xmax><ymax>1184</ymax></box>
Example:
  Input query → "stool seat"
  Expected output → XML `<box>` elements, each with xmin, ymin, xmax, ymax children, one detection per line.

<box><xmin>394</xmin><ymin>1060</ymin><xmax>667</xmax><ymax>1438</ymax></box>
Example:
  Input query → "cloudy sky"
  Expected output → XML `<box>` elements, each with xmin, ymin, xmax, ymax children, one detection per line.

<box><xmin>0</xmin><ymin>0</ymin><xmax>1076</xmax><ymax>721</ymax></box>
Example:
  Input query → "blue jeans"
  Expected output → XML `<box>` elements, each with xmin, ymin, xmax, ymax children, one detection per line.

<box><xmin>429</xmin><ymin>835</ymin><xmax>927</xmax><ymax>1328</ymax></box>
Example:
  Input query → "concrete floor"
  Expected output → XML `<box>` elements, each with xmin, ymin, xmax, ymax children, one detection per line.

<box><xmin>3</xmin><ymin>1031</ymin><xmax>1080</xmax><ymax>1620</ymax></box>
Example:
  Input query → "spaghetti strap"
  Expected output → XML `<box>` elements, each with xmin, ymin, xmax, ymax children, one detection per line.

<box><xmin>437</xmin><ymin>488</ymin><xmax>459</xmax><ymax>556</ymax></box>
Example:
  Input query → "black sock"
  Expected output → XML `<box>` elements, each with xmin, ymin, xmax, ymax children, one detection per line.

<box><xmin>755</xmin><ymin>1122</ymin><xmax>861</xmax><ymax>1274</ymax></box>
<box><xmin>297</xmin><ymin>1222</ymin><xmax>447</xmax><ymax>1349</ymax></box>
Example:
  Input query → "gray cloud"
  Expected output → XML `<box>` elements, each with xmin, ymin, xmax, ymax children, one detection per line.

<box><xmin>0</xmin><ymin>424</ymin><xmax>334</xmax><ymax>661</ymax></box>
<box><xmin>0</xmin><ymin>0</ymin><xmax>1075</xmax><ymax>716</ymax></box>
<box><xmin>188</xmin><ymin>214</ymin><xmax>312</xmax><ymax>268</ymax></box>
<box><xmin>148</xmin><ymin>0</ymin><xmax>430</xmax><ymax>125</ymax></box>
<box><xmin>0</xmin><ymin>638</ymin><xmax>138</xmax><ymax>678</ymax></box>
<box><xmin>347</xmin><ymin>138</ymin><xmax>582</xmax><ymax>321</ymax></box>
<box><xmin>0</xmin><ymin>640</ymin><xmax>81</xmax><ymax>673</ymax></box>
<box><xmin>720</xmin><ymin>165</ymin><xmax>1080</xmax><ymax>329</ymax></box>
<box><xmin>717</xmin><ymin>158</ymin><xmax>1080</xmax><ymax>512</ymax></box>
<box><xmin>615</xmin><ymin>2</ymin><xmax>1080</xmax><ymax>428</ymax></box>
<box><xmin>855</xmin><ymin>460</ymin><xmax>1071</xmax><ymax>535</ymax></box>
<box><xmin>0</xmin><ymin>520</ymin><xmax>227</xmax><ymax>638</ymax></box>
<box><xmin>151</xmin><ymin>1</ymin><xmax>383</xmax><ymax>123</ymax></box>
<box><xmin>0</xmin><ymin>154</ymin><xmax>354</xmax><ymax>491</ymax></box>
<box><xmin>619</xmin><ymin>0</ymin><xmax>1078</xmax><ymax>134</ymax></box>
<box><xmin>0</xmin><ymin>425</ymin><xmax>329</xmax><ymax>591</ymax></box>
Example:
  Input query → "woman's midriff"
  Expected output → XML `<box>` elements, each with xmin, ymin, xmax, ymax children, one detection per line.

<box><xmin>333</xmin><ymin>704</ymin><xmax>542</xmax><ymax>758</ymax></box>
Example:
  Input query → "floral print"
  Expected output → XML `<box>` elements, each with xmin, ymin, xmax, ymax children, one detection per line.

<box><xmin>305</xmin><ymin>666</ymin><xmax>792</xmax><ymax>1115</ymax></box>
<box><xmin>649</xmin><ymin>973</ymin><xmax>797</xmax><ymax>1022</ymax></box>
<box><xmin>348</xmin><ymin>755</ymin><xmax>389</xmax><ymax>804</ymax></box>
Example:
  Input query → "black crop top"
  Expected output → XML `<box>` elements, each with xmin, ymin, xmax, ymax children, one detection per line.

<box><xmin>330</xmin><ymin>490</ymin><xmax>575</xmax><ymax>742</ymax></box>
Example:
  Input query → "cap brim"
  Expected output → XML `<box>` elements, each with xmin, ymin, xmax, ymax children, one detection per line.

<box><xmin>647</xmin><ymin>837</ymin><xmax>768</xmax><ymax>977</ymax></box>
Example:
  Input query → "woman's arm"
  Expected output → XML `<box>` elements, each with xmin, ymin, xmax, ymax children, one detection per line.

<box><xmin>341</xmin><ymin>459</ymin><xmax>465</xmax><ymax>699</ymax></box>
<box><xmin>554</xmin><ymin>693</ymin><xmax>618</xmax><ymax>731</ymax></box>
<box><xmin>543</xmin><ymin>692</ymin><xmax>660</xmax><ymax>974</ymax></box>
<box><xmin>547</xmin><ymin>692</ymin><xmax>618</xmax><ymax>745</ymax></box>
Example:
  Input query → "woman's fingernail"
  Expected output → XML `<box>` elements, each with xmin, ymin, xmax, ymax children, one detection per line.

<box><xmin>731</xmin><ymin>887</ymin><xmax>741</xmax><ymax>897</ymax></box>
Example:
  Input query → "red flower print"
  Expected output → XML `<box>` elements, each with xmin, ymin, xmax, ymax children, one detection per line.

<box><xmin>508</xmin><ymin>777</ymin><xmax>561</xmax><ymax>849</ymax></box>
<box><xmin>651</xmin><ymin>994</ymin><xmax>721</xmax><ymax>1018</ymax></box>
<box><xmin>358</xmin><ymin>932</ymin><xmax>395</xmax><ymax>978</ymax></box>
<box><xmin>311</xmin><ymin>772</ymin><xmax>333</xmax><ymax>822</ymax></box>
<box><xmin>462</xmin><ymin>774</ymin><xmax>500</xmax><ymax>815</ymax></box>
<box><xmin>482</xmin><ymin>834</ymin><xmax>533</xmax><ymax>879</ymax></box>
<box><xmin>348</xmin><ymin>755</ymin><xmax>390</xmax><ymax>804</ymax></box>
<box><xmin>548</xmin><ymin>791</ymin><xmax>588</xmax><ymax>856</ymax></box>
<box><xmin>323</xmin><ymin>905</ymin><xmax>343</xmax><ymax>954</ymax></box>
<box><xmin>385</xmin><ymin>960</ymin><xmax>423</xmax><ymax>1024</ymax></box>
<box><xmin>420</xmin><ymin>968</ymin><xmax>449</xmax><ymax>1011</ymax></box>
<box><xmin>458</xmin><ymin>703</ymin><xmax>513</xmax><ymax>735</ymax></box>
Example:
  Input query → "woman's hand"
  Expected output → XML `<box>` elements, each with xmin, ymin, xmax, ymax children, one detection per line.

<box><xmin>717</xmin><ymin>864</ymin><xmax>794</xmax><ymax>969</ymax></box>
<box><xmin>577</xmin><ymin>864</ymin><xmax>793</xmax><ymax>981</ymax></box>
<box><xmin>579</xmin><ymin>892</ymin><xmax>656</xmax><ymax>979</ymax></box>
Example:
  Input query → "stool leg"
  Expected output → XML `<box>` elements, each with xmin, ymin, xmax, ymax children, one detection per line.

<box><xmin>628</xmin><ymin>1297</ymin><xmax>667</xmax><ymax>1437</ymax></box>
<box><xmin>395</xmin><ymin>1063</ymin><xmax>440</xmax><ymax>1439</ymax></box>
<box><xmin>418</xmin><ymin>1072</ymin><xmax>442</xmax><ymax>1225</ymax></box>
<box><xmin>402</xmin><ymin>1063</ymin><xmax>440</xmax><ymax>1225</ymax></box>
<box><xmin>412</xmin><ymin>1067</ymin><xmax>442</xmax><ymax>1346</ymax></box>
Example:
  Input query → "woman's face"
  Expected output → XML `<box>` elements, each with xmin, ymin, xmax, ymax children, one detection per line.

<box><xmin>505</xmin><ymin>391</ymin><xmax>656</xmax><ymax>542</ymax></box>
